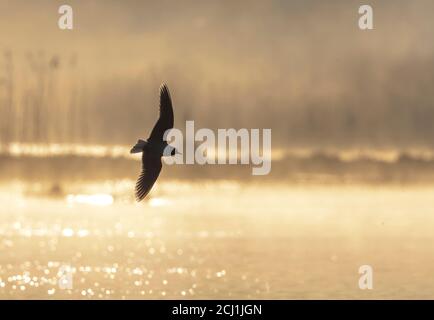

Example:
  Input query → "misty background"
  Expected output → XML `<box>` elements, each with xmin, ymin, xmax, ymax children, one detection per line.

<box><xmin>0</xmin><ymin>0</ymin><xmax>434</xmax><ymax>150</ymax></box>
<box><xmin>4</xmin><ymin>1</ymin><xmax>434</xmax><ymax>301</ymax></box>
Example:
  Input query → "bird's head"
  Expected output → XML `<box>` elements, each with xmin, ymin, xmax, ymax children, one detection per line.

<box><xmin>170</xmin><ymin>148</ymin><xmax>182</xmax><ymax>156</ymax></box>
<box><xmin>164</xmin><ymin>145</ymin><xmax>181</xmax><ymax>157</ymax></box>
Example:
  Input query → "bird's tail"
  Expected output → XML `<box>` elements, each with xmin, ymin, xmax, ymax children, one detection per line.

<box><xmin>130</xmin><ymin>139</ymin><xmax>147</xmax><ymax>154</ymax></box>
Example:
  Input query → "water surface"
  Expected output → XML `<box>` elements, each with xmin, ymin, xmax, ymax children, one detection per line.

<box><xmin>1</xmin><ymin>181</ymin><xmax>434</xmax><ymax>299</ymax></box>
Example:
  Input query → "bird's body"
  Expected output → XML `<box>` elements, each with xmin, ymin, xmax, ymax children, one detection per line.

<box><xmin>130</xmin><ymin>84</ymin><xmax>177</xmax><ymax>201</ymax></box>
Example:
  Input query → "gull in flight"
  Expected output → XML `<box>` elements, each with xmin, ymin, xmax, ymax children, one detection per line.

<box><xmin>130</xmin><ymin>84</ymin><xmax>179</xmax><ymax>201</ymax></box>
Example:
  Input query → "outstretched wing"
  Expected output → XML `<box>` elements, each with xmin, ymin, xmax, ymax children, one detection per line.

<box><xmin>148</xmin><ymin>84</ymin><xmax>174</xmax><ymax>142</ymax></box>
<box><xmin>135</xmin><ymin>153</ymin><xmax>162</xmax><ymax>201</ymax></box>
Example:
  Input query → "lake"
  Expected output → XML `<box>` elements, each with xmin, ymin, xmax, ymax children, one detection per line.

<box><xmin>1</xmin><ymin>180</ymin><xmax>434</xmax><ymax>299</ymax></box>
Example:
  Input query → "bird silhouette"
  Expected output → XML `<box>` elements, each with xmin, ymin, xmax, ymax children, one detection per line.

<box><xmin>130</xmin><ymin>84</ymin><xmax>178</xmax><ymax>201</ymax></box>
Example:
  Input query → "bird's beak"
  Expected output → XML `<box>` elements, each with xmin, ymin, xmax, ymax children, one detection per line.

<box><xmin>176</xmin><ymin>150</ymin><xmax>182</xmax><ymax>155</ymax></box>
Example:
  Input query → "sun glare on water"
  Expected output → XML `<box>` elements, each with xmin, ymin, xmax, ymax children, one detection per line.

<box><xmin>148</xmin><ymin>197</ymin><xmax>171</xmax><ymax>207</ymax></box>
<box><xmin>66</xmin><ymin>193</ymin><xmax>114</xmax><ymax>206</ymax></box>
